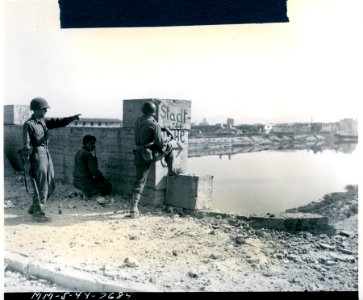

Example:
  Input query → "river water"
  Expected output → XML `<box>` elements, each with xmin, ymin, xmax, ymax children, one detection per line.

<box><xmin>187</xmin><ymin>143</ymin><xmax>360</xmax><ymax>216</ymax></box>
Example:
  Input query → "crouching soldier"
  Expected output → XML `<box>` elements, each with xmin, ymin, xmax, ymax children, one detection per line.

<box><xmin>130</xmin><ymin>101</ymin><xmax>176</xmax><ymax>218</ymax></box>
<box><xmin>73</xmin><ymin>135</ymin><xmax>112</xmax><ymax>200</ymax></box>
<box><xmin>22</xmin><ymin>97</ymin><xmax>81</xmax><ymax>222</ymax></box>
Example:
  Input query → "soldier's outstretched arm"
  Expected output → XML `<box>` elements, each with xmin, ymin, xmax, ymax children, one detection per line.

<box><xmin>46</xmin><ymin>114</ymin><xmax>81</xmax><ymax>129</ymax></box>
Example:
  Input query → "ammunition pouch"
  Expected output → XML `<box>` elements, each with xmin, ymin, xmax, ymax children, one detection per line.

<box><xmin>141</xmin><ymin>148</ymin><xmax>154</xmax><ymax>163</ymax></box>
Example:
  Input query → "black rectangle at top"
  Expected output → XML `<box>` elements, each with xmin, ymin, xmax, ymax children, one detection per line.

<box><xmin>58</xmin><ymin>0</ymin><xmax>289</xmax><ymax>28</ymax></box>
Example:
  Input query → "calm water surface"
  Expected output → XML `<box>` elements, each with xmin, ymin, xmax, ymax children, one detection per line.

<box><xmin>187</xmin><ymin>145</ymin><xmax>360</xmax><ymax>216</ymax></box>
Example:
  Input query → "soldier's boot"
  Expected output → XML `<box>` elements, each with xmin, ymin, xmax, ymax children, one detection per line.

<box><xmin>130</xmin><ymin>193</ymin><xmax>141</xmax><ymax>218</ymax></box>
<box><xmin>31</xmin><ymin>195</ymin><xmax>49</xmax><ymax>222</ymax></box>
<box><xmin>27</xmin><ymin>203</ymin><xmax>44</xmax><ymax>214</ymax></box>
<box><xmin>166</xmin><ymin>156</ymin><xmax>177</xmax><ymax>176</ymax></box>
<box><xmin>32</xmin><ymin>213</ymin><xmax>51</xmax><ymax>223</ymax></box>
<box><xmin>27</xmin><ymin>205</ymin><xmax>34</xmax><ymax>214</ymax></box>
<box><xmin>32</xmin><ymin>204</ymin><xmax>50</xmax><ymax>222</ymax></box>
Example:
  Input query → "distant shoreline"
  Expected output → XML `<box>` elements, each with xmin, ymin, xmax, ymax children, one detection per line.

<box><xmin>188</xmin><ymin>133</ymin><xmax>358</xmax><ymax>157</ymax></box>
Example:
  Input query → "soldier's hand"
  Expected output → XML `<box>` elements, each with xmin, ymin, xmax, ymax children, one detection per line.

<box><xmin>71</xmin><ymin>114</ymin><xmax>81</xmax><ymax>121</ymax></box>
<box><xmin>166</xmin><ymin>142</ymin><xmax>173</xmax><ymax>152</ymax></box>
<box><xmin>164</xmin><ymin>128</ymin><xmax>174</xmax><ymax>140</ymax></box>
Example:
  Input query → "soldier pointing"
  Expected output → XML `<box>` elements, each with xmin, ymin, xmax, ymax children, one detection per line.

<box><xmin>22</xmin><ymin>97</ymin><xmax>81</xmax><ymax>222</ymax></box>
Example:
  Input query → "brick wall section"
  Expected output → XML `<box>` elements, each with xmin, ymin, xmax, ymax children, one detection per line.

<box><xmin>48</xmin><ymin>126</ymin><xmax>136</xmax><ymax>194</ymax></box>
<box><xmin>3</xmin><ymin>124</ymin><xmax>136</xmax><ymax>195</ymax></box>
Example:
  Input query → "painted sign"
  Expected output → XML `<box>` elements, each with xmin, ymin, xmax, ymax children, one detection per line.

<box><xmin>157</xmin><ymin>100</ymin><xmax>191</xmax><ymax>130</ymax></box>
<box><xmin>160</xmin><ymin>104</ymin><xmax>188</xmax><ymax>124</ymax></box>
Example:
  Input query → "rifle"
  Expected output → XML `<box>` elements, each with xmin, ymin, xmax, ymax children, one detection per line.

<box><xmin>17</xmin><ymin>149</ymin><xmax>40</xmax><ymax>200</ymax></box>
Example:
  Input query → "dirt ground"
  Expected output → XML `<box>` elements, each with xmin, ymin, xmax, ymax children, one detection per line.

<box><xmin>3</xmin><ymin>173</ymin><xmax>359</xmax><ymax>292</ymax></box>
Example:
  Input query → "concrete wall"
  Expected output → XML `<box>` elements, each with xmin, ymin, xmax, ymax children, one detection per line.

<box><xmin>4</xmin><ymin>99</ymin><xmax>192</xmax><ymax>207</ymax></box>
<box><xmin>3</xmin><ymin>124</ymin><xmax>136</xmax><ymax>193</ymax></box>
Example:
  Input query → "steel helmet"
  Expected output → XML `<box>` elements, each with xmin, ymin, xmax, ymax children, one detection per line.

<box><xmin>30</xmin><ymin>97</ymin><xmax>50</xmax><ymax>110</ymax></box>
<box><xmin>141</xmin><ymin>102</ymin><xmax>157</xmax><ymax>115</ymax></box>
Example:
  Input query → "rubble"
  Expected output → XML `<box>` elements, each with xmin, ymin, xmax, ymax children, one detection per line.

<box><xmin>3</xmin><ymin>174</ymin><xmax>359</xmax><ymax>292</ymax></box>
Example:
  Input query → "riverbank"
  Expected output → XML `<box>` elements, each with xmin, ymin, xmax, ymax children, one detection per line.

<box><xmin>3</xmin><ymin>174</ymin><xmax>359</xmax><ymax>292</ymax></box>
<box><xmin>188</xmin><ymin>134</ymin><xmax>357</xmax><ymax>157</ymax></box>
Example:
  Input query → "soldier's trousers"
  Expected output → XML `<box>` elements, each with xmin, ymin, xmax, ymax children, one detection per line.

<box><xmin>132</xmin><ymin>147</ymin><xmax>174</xmax><ymax>196</ymax></box>
<box><xmin>29</xmin><ymin>146</ymin><xmax>55</xmax><ymax>215</ymax></box>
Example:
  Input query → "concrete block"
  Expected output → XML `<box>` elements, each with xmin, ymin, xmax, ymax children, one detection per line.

<box><xmin>248</xmin><ymin>212</ymin><xmax>334</xmax><ymax>233</ymax></box>
<box><xmin>123</xmin><ymin>99</ymin><xmax>148</xmax><ymax>127</ymax></box>
<box><xmin>4</xmin><ymin>105</ymin><xmax>31</xmax><ymax>125</ymax></box>
<box><xmin>165</xmin><ymin>174</ymin><xmax>213</xmax><ymax>210</ymax></box>
<box><xmin>145</xmin><ymin>162</ymin><xmax>167</xmax><ymax>190</ymax></box>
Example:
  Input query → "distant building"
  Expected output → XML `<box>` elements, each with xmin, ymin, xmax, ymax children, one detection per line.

<box><xmin>215</xmin><ymin>126</ymin><xmax>242</xmax><ymax>135</ymax></box>
<box><xmin>337</xmin><ymin>118</ymin><xmax>358</xmax><ymax>136</ymax></box>
<box><xmin>199</xmin><ymin>118</ymin><xmax>209</xmax><ymax>126</ymax></box>
<box><xmin>310</xmin><ymin>123</ymin><xmax>323</xmax><ymax>134</ymax></box>
<box><xmin>294</xmin><ymin>123</ymin><xmax>311</xmax><ymax>133</ymax></box>
<box><xmin>189</xmin><ymin>124</ymin><xmax>220</xmax><ymax>137</ymax></box>
<box><xmin>271</xmin><ymin>123</ymin><xmax>311</xmax><ymax>134</ymax></box>
<box><xmin>270</xmin><ymin>123</ymin><xmax>295</xmax><ymax>133</ymax></box>
<box><xmin>70</xmin><ymin>118</ymin><xmax>122</xmax><ymax>128</ymax></box>
<box><xmin>321</xmin><ymin>123</ymin><xmax>338</xmax><ymax>134</ymax></box>
<box><xmin>264</xmin><ymin>124</ymin><xmax>272</xmax><ymax>134</ymax></box>
<box><xmin>236</xmin><ymin>124</ymin><xmax>264</xmax><ymax>134</ymax></box>
<box><xmin>226</xmin><ymin>118</ymin><xmax>234</xmax><ymax>127</ymax></box>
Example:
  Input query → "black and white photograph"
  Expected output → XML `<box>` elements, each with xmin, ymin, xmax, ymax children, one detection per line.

<box><xmin>2</xmin><ymin>0</ymin><xmax>362</xmax><ymax>296</ymax></box>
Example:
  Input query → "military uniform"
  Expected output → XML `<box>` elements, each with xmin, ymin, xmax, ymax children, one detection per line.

<box><xmin>131</xmin><ymin>114</ymin><xmax>174</xmax><ymax>217</ymax></box>
<box><xmin>73</xmin><ymin>147</ymin><xmax>112</xmax><ymax>197</ymax></box>
<box><xmin>22</xmin><ymin>114</ymin><xmax>77</xmax><ymax>218</ymax></box>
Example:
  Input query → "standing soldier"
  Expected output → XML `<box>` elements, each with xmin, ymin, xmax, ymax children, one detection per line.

<box><xmin>130</xmin><ymin>101</ymin><xmax>176</xmax><ymax>218</ymax></box>
<box><xmin>22</xmin><ymin>97</ymin><xmax>81</xmax><ymax>222</ymax></box>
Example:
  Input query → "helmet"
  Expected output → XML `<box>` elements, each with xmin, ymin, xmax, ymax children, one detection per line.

<box><xmin>30</xmin><ymin>97</ymin><xmax>50</xmax><ymax>110</ymax></box>
<box><xmin>141</xmin><ymin>102</ymin><xmax>157</xmax><ymax>115</ymax></box>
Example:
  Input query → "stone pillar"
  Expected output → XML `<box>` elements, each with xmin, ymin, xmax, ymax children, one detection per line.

<box><xmin>4</xmin><ymin>105</ymin><xmax>31</xmax><ymax>125</ymax></box>
<box><xmin>3</xmin><ymin>105</ymin><xmax>32</xmax><ymax>171</ymax></box>
<box><xmin>123</xmin><ymin>99</ymin><xmax>191</xmax><ymax>206</ymax></box>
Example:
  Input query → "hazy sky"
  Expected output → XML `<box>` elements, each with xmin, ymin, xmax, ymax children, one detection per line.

<box><xmin>3</xmin><ymin>0</ymin><xmax>363</xmax><ymax>124</ymax></box>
